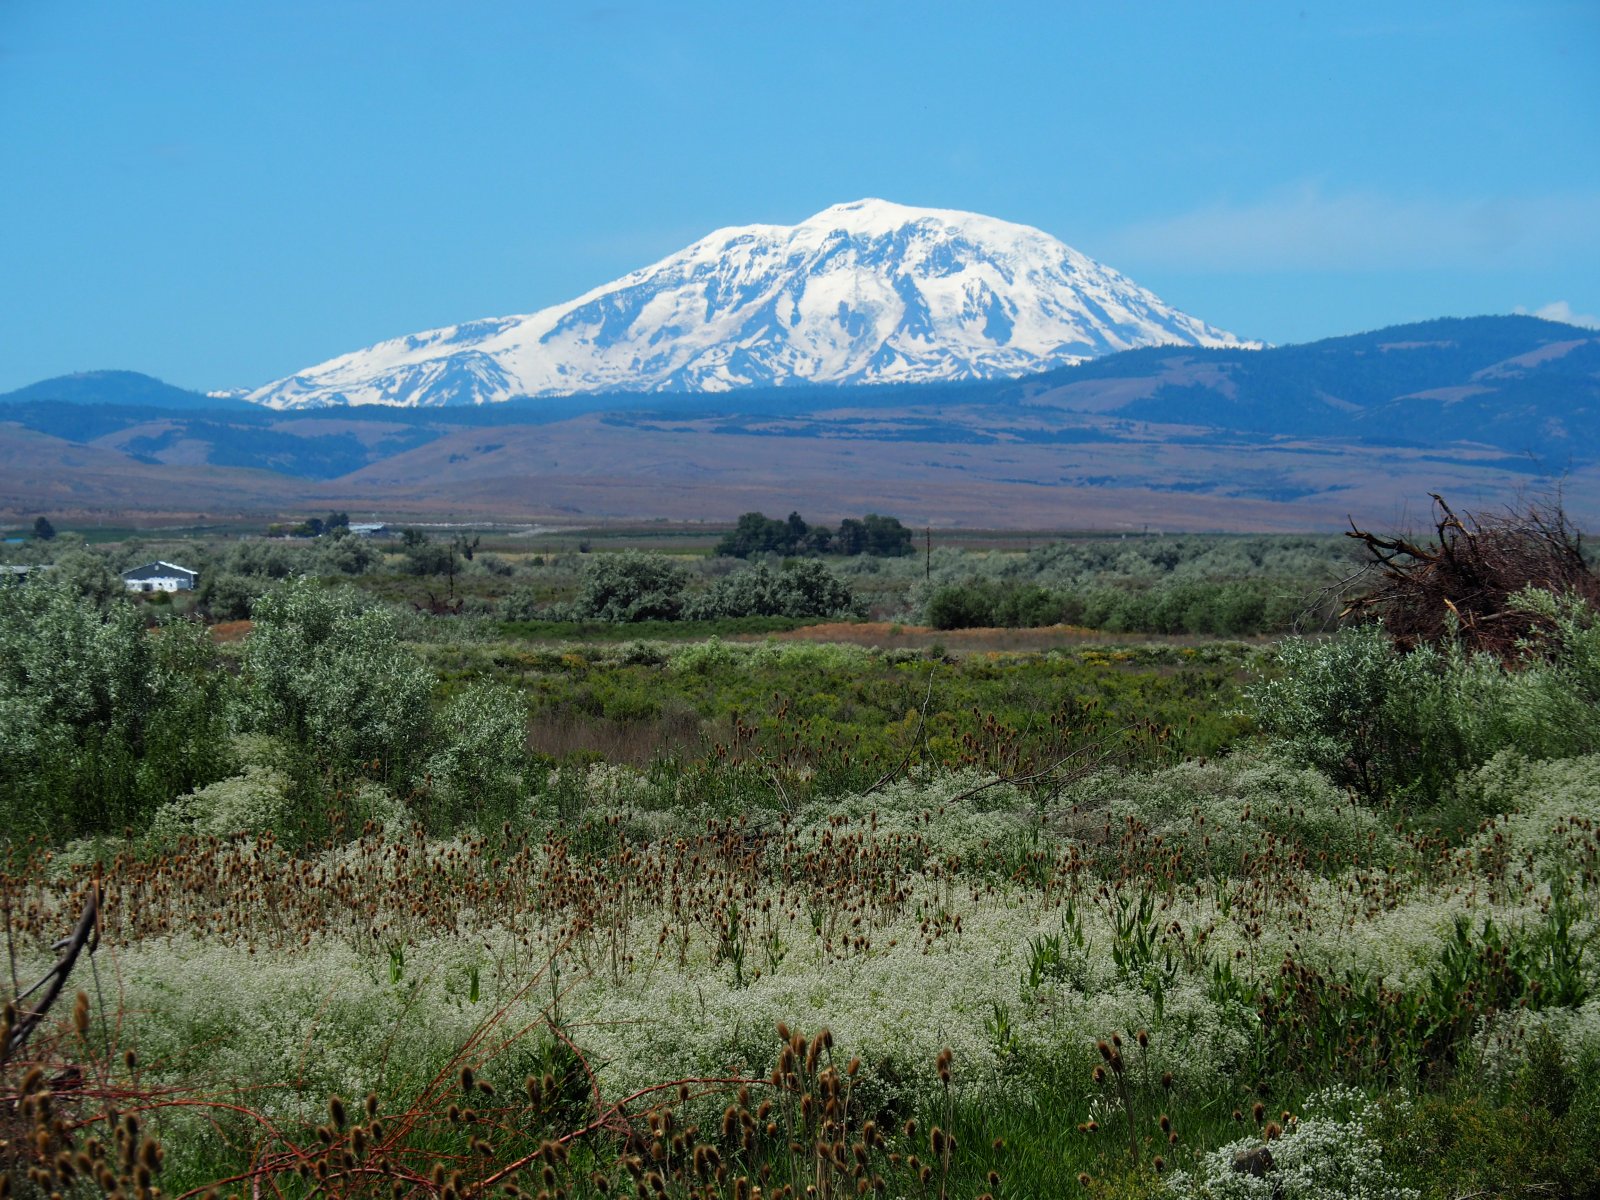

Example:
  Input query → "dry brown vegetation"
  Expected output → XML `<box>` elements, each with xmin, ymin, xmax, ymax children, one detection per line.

<box><xmin>1346</xmin><ymin>494</ymin><xmax>1600</xmax><ymax>659</ymax></box>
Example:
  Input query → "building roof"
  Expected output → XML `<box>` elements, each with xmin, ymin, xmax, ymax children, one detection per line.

<box><xmin>121</xmin><ymin>560</ymin><xmax>198</xmax><ymax>579</ymax></box>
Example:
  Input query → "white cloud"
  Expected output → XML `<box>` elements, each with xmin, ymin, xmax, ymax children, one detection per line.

<box><xmin>1100</xmin><ymin>184</ymin><xmax>1600</xmax><ymax>272</ymax></box>
<box><xmin>1518</xmin><ymin>300</ymin><xmax>1600</xmax><ymax>330</ymax></box>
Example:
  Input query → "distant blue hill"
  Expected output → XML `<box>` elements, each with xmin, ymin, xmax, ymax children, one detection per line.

<box><xmin>3</xmin><ymin>315</ymin><xmax>1596</xmax><ymax>481</ymax></box>
<box><xmin>0</xmin><ymin>370</ymin><xmax>251</xmax><ymax>411</ymax></box>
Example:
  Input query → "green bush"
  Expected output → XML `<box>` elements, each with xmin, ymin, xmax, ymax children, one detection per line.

<box><xmin>240</xmin><ymin>579</ymin><xmax>434</xmax><ymax>786</ymax></box>
<box><xmin>1251</xmin><ymin>594</ymin><xmax>1600</xmax><ymax>803</ymax></box>
<box><xmin>498</xmin><ymin>585</ymin><xmax>546</xmax><ymax>622</ymax></box>
<box><xmin>197</xmin><ymin>571</ymin><xmax>266</xmax><ymax>620</ymax></box>
<box><xmin>0</xmin><ymin>585</ymin><xmax>235</xmax><ymax>839</ymax></box>
<box><xmin>424</xmin><ymin>681</ymin><xmax>528</xmax><ymax>825</ymax></box>
<box><xmin>317</xmin><ymin>529</ymin><xmax>382</xmax><ymax>575</ymax></box>
<box><xmin>684</xmin><ymin>560</ymin><xmax>864</xmax><ymax>620</ymax></box>
<box><xmin>563</xmin><ymin>551</ymin><xmax>691</xmax><ymax>622</ymax></box>
<box><xmin>47</xmin><ymin>547</ymin><xmax>125</xmax><ymax>607</ymax></box>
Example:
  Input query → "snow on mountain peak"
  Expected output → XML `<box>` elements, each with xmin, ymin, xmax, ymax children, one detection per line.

<box><xmin>248</xmin><ymin>200</ymin><xmax>1253</xmax><ymax>409</ymax></box>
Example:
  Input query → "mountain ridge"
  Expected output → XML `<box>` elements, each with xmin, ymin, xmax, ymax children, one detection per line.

<box><xmin>3</xmin><ymin>316</ymin><xmax>1596</xmax><ymax>528</ymax></box>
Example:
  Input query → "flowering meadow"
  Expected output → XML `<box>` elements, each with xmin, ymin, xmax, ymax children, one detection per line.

<box><xmin>2</xmin><ymin>565</ymin><xmax>1599</xmax><ymax>1198</ymax></box>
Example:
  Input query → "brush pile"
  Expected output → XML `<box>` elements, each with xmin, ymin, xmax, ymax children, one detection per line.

<box><xmin>1345</xmin><ymin>494</ymin><xmax>1599</xmax><ymax>661</ymax></box>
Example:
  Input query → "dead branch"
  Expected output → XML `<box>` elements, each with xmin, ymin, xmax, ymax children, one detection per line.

<box><xmin>3</xmin><ymin>882</ymin><xmax>99</xmax><ymax>1065</ymax></box>
<box><xmin>1344</xmin><ymin>494</ymin><xmax>1597</xmax><ymax>661</ymax></box>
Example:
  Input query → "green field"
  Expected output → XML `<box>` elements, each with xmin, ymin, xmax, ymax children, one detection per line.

<box><xmin>3</xmin><ymin>525</ymin><xmax>1599</xmax><ymax>1199</ymax></box>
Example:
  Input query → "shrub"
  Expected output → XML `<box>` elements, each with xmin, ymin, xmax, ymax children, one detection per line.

<box><xmin>240</xmin><ymin>579</ymin><xmax>434</xmax><ymax>785</ymax></box>
<box><xmin>197</xmin><ymin>571</ymin><xmax>266</xmax><ymax>620</ymax></box>
<box><xmin>424</xmin><ymin>682</ymin><xmax>528</xmax><ymax>825</ymax></box>
<box><xmin>1251</xmin><ymin>595</ymin><xmax>1600</xmax><ymax>803</ymax></box>
<box><xmin>1168</xmin><ymin>1086</ymin><xmax>1417</xmax><ymax>1199</ymax></box>
<box><xmin>1249</xmin><ymin>626</ymin><xmax>1422</xmax><ymax>801</ymax></box>
<box><xmin>317</xmin><ymin>529</ymin><xmax>382</xmax><ymax>575</ymax></box>
<box><xmin>47</xmin><ymin>547</ymin><xmax>125</xmax><ymax>607</ymax></box>
<box><xmin>149</xmin><ymin>763</ymin><xmax>293</xmax><ymax>842</ymax></box>
<box><xmin>565</xmin><ymin>551</ymin><xmax>691</xmax><ymax>622</ymax></box>
<box><xmin>684</xmin><ymin>560</ymin><xmax>865</xmax><ymax>620</ymax></box>
<box><xmin>0</xmin><ymin>585</ymin><xmax>235</xmax><ymax>839</ymax></box>
<box><xmin>498</xmin><ymin>585</ymin><xmax>546</xmax><ymax>621</ymax></box>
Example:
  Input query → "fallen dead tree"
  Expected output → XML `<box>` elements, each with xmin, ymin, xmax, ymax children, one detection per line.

<box><xmin>1344</xmin><ymin>494</ymin><xmax>1599</xmax><ymax>661</ymax></box>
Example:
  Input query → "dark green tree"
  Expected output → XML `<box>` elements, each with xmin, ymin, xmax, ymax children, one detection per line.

<box><xmin>862</xmin><ymin>513</ymin><xmax>914</xmax><ymax>556</ymax></box>
<box><xmin>834</xmin><ymin>518</ymin><xmax>867</xmax><ymax>556</ymax></box>
<box><xmin>714</xmin><ymin>512</ymin><xmax>792</xmax><ymax>558</ymax></box>
<box><xmin>31</xmin><ymin>516</ymin><xmax>56</xmax><ymax>541</ymax></box>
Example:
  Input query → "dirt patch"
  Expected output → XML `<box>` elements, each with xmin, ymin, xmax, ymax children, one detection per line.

<box><xmin>209</xmin><ymin>620</ymin><xmax>253</xmax><ymax>643</ymax></box>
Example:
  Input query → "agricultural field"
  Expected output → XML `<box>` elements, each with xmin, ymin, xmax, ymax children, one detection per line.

<box><xmin>2</xmin><ymin>511</ymin><xmax>1599</xmax><ymax>1199</ymax></box>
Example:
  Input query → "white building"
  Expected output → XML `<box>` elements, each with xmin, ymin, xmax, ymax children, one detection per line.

<box><xmin>122</xmin><ymin>561</ymin><xmax>198</xmax><ymax>593</ymax></box>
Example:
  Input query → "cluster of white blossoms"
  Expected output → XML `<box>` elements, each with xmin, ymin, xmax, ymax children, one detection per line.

<box><xmin>1166</xmin><ymin>1087</ymin><xmax>1418</xmax><ymax>1200</ymax></box>
<box><xmin>20</xmin><ymin>737</ymin><xmax>1598</xmax><ymax>1187</ymax></box>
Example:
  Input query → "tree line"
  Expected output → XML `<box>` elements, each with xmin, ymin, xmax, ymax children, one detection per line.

<box><xmin>713</xmin><ymin>511</ymin><xmax>914</xmax><ymax>559</ymax></box>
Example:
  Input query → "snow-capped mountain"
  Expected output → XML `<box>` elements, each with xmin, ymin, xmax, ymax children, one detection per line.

<box><xmin>249</xmin><ymin>199</ymin><xmax>1252</xmax><ymax>409</ymax></box>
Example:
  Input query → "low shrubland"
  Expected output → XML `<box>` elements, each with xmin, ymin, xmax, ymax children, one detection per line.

<box><xmin>4</xmin><ymin>516</ymin><xmax>1600</xmax><ymax>1197</ymax></box>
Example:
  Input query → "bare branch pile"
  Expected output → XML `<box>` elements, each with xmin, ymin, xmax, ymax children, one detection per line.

<box><xmin>1344</xmin><ymin>494</ymin><xmax>1598</xmax><ymax>660</ymax></box>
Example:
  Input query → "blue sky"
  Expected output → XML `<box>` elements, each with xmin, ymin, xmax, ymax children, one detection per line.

<box><xmin>1</xmin><ymin>0</ymin><xmax>1597</xmax><ymax>393</ymax></box>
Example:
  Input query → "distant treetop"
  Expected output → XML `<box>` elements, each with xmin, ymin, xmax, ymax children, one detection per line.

<box><xmin>713</xmin><ymin>511</ymin><xmax>913</xmax><ymax>559</ymax></box>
